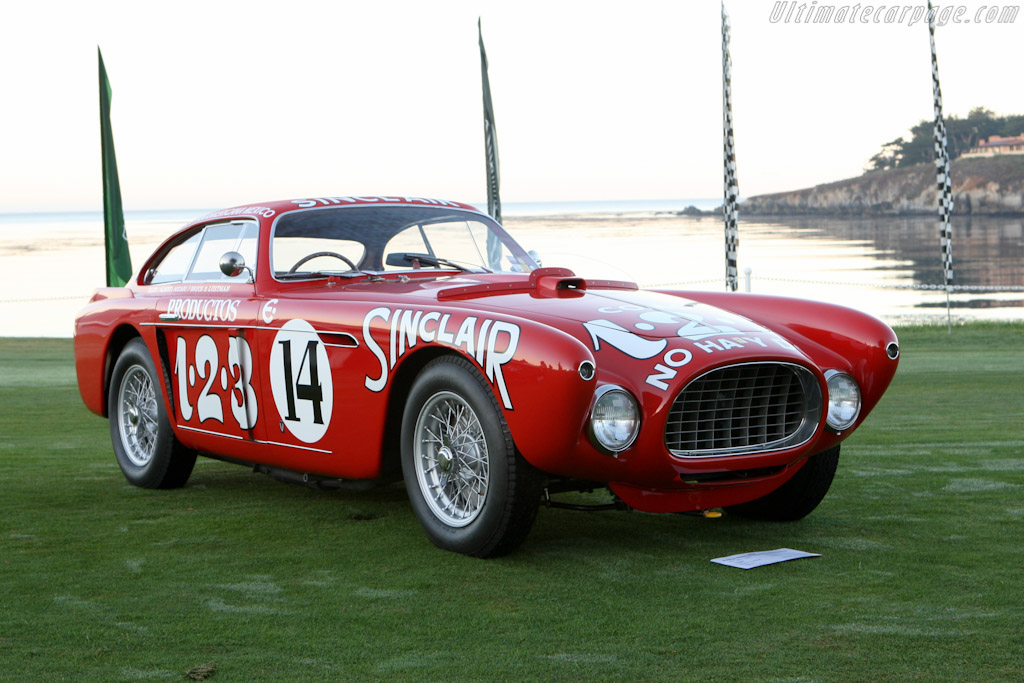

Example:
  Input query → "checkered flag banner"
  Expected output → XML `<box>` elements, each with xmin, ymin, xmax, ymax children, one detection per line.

<box><xmin>928</xmin><ymin>3</ymin><xmax>954</xmax><ymax>291</ymax></box>
<box><xmin>722</xmin><ymin>2</ymin><xmax>739</xmax><ymax>292</ymax></box>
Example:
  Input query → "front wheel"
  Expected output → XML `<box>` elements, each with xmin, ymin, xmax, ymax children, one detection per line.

<box><xmin>400</xmin><ymin>356</ymin><xmax>542</xmax><ymax>557</ymax></box>
<box><xmin>108</xmin><ymin>338</ymin><xmax>196</xmax><ymax>489</ymax></box>
<box><xmin>727</xmin><ymin>445</ymin><xmax>840</xmax><ymax>521</ymax></box>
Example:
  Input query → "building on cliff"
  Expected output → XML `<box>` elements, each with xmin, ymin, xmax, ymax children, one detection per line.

<box><xmin>963</xmin><ymin>134</ymin><xmax>1024</xmax><ymax>157</ymax></box>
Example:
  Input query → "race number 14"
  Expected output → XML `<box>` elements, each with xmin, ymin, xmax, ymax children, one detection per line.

<box><xmin>269</xmin><ymin>319</ymin><xmax>334</xmax><ymax>444</ymax></box>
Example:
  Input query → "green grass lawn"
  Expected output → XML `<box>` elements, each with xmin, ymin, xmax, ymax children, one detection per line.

<box><xmin>1</xmin><ymin>324</ymin><xmax>1022</xmax><ymax>681</ymax></box>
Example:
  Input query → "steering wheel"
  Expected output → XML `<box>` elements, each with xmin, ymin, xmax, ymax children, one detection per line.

<box><xmin>288</xmin><ymin>251</ymin><xmax>357</xmax><ymax>273</ymax></box>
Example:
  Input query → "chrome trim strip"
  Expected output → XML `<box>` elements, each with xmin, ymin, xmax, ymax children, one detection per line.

<box><xmin>177</xmin><ymin>425</ymin><xmax>244</xmax><ymax>440</ymax></box>
<box><xmin>176</xmin><ymin>425</ymin><xmax>333</xmax><ymax>454</ymax></box>
<box><xmin>256</xmin><ymin>439</ymin><xmax>332</xmax><ymax>454</ymax></box>
<box><xmin>142</xmin><ymin>321</ymin><xmax>360</xmax><ymax>348</ymax></box>
<box><xmin>143</xmin><ymin>322</ymin><xmax>266</xmax><ymax>330</ymax></box>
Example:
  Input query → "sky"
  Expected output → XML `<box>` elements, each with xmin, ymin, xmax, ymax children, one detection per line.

<box><xmin>1</xmin><ymin>0</ymin><xmax>1022</xmax><ymax>212</ymax></box>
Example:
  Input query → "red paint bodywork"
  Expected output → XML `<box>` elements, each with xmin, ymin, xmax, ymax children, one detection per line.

<box><xmin>75</xmin><ymin>196</ymin><xmax>900</xmax><ymax>513</ymax></box>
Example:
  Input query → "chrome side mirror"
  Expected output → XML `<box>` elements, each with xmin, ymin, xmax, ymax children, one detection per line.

<box><xmin>528</xmin><ymin>249</ymin><xmax>543</xmax><ymax>267</ymax></box>
<box><xmin>219</xmin><ymin>251</ymin><xmax>253</xmax><ymax>282</ymax></box>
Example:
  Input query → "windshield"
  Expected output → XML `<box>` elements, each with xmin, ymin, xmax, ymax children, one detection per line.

<box><xmin>272</xmin><ymin>205</ymin><xmax>537</xmax><ymax>279</ymax></box>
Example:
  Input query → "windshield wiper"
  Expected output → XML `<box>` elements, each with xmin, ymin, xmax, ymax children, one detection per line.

<box><xmin>385</xmin><ymin>252</ymin><xmax>488</xmax><ymax>273</ymax></box>
<box><xmin>277</xmin><ymin>270</ymin><xmax>366</xmax><ymax>280</ymax></box>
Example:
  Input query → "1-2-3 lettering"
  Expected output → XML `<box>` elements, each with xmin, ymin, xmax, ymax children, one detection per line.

<box><xmin>173</xmin><ymin>334</ymin><xmax>258</xmax><ymax>429</ymax></box>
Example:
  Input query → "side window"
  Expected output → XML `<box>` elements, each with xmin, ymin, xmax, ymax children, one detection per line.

<box><xmin>184</xmin><ymin>221</ymin><xmax>259</xmax><ymax>282</ymax></box>
<box><xmin>382</xmin><ymin>227</ymin><xmax>428</xmax><ymax>270</ymax></box>
<box><xmin>235</xmin><ymin>223</ymin><xmax>258</xmax><ymax>273</ymax></box>
<box><xmin>148</xmin><ymin>232</ymin><xmax>201</xmax><ymax>284</ymax></box>
<box><xmin>382</xmin><ymin>219</ymin><xmax>530</xmax><ymax>273</ymax></box>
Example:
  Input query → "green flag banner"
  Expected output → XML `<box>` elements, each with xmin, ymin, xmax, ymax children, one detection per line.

<box><xmin>477</xmin><ymin>18</ymin><xmax>503</xmax><ymax>270</ymax></box>
<box><xmin>98</xmin><ymin>47</ymin><xmax>132</xmax><ymax>287</ymax></box>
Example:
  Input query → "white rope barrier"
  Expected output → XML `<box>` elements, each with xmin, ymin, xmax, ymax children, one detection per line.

<box><xmin>642</xmin><ymin>278</ymin><xmax>1024</xmax><ymax>293</ymax></box>
<box><xmin>2</xmin><ymin>279</ymin><xmax>1022</xmax><ymax>305</ymax></box>
<box><xmin>0</xmin><ymin>295</ymin><xmax>93</xmax><ymax>303</ymax></box>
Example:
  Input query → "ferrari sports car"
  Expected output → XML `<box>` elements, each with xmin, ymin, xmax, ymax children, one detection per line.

<box><xmin>75</xmin><ymin>195</ymin><xmax>899</xmax><ymax>557</ymax></box>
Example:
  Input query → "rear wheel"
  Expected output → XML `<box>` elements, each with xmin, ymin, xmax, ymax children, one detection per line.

<box><xmin>401</xmin><ymin>356</ymin><xmax>542</xmax><ymax>557</ymax></box>
<box><xmin>109</xmin><ymin>338</ymin><xmax>196</xmax><ymax>489</ymax></box>
<box><xmin>728</xmin><ymin>445</ymin><xmax>840</xmax><ymax>521</ymax></box>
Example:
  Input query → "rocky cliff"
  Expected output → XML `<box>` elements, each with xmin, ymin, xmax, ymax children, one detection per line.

<box><xmin>742</xmin><ymin>156</ymin><xmax>1024</xmax><ymax>216</ymax></box>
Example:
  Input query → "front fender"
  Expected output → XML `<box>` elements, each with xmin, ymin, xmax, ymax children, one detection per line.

<box><xmin>481</xmin><ymin>316</ymin><xmax>597</xmax><ymax>474</ymax></box>
<box><xmin>361</xmin><ymin>304</ymin><xmax>598</xmax><ymax>477</ymax></box>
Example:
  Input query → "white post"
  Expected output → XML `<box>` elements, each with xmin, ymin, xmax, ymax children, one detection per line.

<box><xmin>744</xmin><ymin>267</ymin><xmax>752</xmax><ymax>293</ymax></box>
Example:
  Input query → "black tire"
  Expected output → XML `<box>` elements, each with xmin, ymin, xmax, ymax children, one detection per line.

<box><xmin>728</xmin><ymin>445</ymin><xmax>840</xmax><ymax>521</ymax></box>
<box><xmin>400</xmin><ymin>356</ymin><xmax>543</xmax><ymax>557</ymax></box>
<box><xmin>108</xmin><ymin>338</ymin><xmax>196</xmax><ymax>489</ymax></box>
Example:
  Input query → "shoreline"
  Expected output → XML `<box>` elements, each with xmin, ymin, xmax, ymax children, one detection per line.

<box><xmin>2</xmin><ymin>210</ymin><xmax>1020</xmax><ymax>338</ymax></box>
<box><xmin>5</xmin><ymin>318</ymin><xmax>1022</xmax><ymax>341</ymax></box>
<box><xmin>734</xmin><ymin>207</ymin><xmax>1024</xmax><ymax>219</ymax></box>
<box><xmin>740</xmin><ymin>156</ymin><xmax>1024</xmax><ymax>218</ymax></box>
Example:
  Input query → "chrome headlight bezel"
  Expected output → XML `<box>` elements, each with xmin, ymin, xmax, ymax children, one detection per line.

<box><xmin>588</xmin><ymin>385</ymin><xmax>640</xmax><ymax>455</ymax></box>
<box><xmin>825</xmin><ymin>370</ymin><xmax>861</xmax><ymax>432</ymax></box>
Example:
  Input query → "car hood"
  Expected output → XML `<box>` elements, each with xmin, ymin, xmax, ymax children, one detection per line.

<box><xmin>422</xmin><ymin>271</ymin><xmax>806</xmax><ymax>363</ymax></box>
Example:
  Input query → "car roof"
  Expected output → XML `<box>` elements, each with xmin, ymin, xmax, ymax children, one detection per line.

<box><xmin>185</xmin><ymin>196</ymin><xmax>482</xmax><ymax>229</ymax></box>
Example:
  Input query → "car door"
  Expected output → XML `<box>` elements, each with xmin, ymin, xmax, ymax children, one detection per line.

<box><xmin>248</xmin><ymin>226</ymin><xmax>371</xmax><ymax>476</ymax></box>
<box><xmin>153</xmin><ymin>220</ymin><xmax>268</xmax><ymax>452</ymax></box>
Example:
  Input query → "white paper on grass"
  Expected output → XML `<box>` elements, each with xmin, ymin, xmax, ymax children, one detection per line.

<box><xmin>711</xmin><ymin>548</ymin><xmax>821</xmax><ymax>570</ymax></box>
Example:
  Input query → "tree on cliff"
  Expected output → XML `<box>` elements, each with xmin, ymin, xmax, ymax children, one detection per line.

<box><xmin>867</xmin><ymin>107</ymin><xmax>1024</xmax><ymax>171</ymax></box>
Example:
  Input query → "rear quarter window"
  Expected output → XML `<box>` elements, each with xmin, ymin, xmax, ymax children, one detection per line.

<box><xmin>148</xmin><ymin>232</ymin><xmax>201</xmax><ymax>284</ymax></box>
<box><xmin>185</xmin><ymin>222</ymin><xmax>258</xmax><ymax>282</ymax></box>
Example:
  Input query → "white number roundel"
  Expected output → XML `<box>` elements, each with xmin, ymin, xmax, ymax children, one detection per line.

<box><xmin>269</xmin><ymin>319</ymin><xmax>333</xmax><ymax>443</ymax></box>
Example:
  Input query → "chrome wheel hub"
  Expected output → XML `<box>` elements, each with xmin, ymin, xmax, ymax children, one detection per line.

<box><xmin>438</xmin><ymin>446</ymin><xmax>455</xmax><ymax>473</ymax></box>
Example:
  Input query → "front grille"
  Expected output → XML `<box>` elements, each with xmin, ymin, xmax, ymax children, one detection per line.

<box><xmin>665</xmin><ymin>362</ymin><xmax>821</xmax><ymax>457</ymax></box>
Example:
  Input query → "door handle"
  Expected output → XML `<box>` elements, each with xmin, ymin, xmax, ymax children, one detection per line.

<box><xmin>158</xmin><ymin>313</ymin><xmax>181</xmax><ymax>322</ymax></box>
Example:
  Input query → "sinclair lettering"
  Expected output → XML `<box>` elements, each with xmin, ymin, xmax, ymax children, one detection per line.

<box><xmin>362</xmin><ymin>307</ymin><xmax>520</xmax><ymax>409</ymax></box>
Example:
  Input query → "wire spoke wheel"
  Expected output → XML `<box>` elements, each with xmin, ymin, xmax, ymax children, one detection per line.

<box><xmin>401</xmin><ymin>356</ymin><xmax>542</xmax><ymax>557</ymax></box>
<box><xmin>109</xmin><ymin>338</ymin><xmax>196</xmax><ymax>489</ymax></box>
<box><xmin>414</xmin><ymin>391</ymin><xmax>490</xmax><ymax>527</ymax></box>
<box><xmin>117</xmin><ymin>364</ymin><xmax>159</xmax><ymax>467</ymax></box>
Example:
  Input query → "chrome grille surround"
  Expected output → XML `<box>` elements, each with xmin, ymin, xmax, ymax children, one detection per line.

<box><xmin>665</xmin><ymin>362</ymin><xmax>822</xmax><ymax>458</ymax></box>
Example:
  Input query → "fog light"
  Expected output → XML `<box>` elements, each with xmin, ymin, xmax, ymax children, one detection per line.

<box><xmin>578</xmin><ymin>360</ymin><xmax>596</xmax><ymax>381</ymax></box>
<box><xmin>825</xmin><ymin>370</ymin><xmax>861</xmax><ymax>432</ymax></box>
<box><xmin>589</xmin><ymin>385</ymin><xmax>640</xmax><ymax>454</ymax></box>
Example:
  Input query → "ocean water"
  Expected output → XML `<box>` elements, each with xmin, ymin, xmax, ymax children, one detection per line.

<box><xmin>1</xmin><ymin>201</ymin><xmax>1021</xmax><ymax>337</ymax></box>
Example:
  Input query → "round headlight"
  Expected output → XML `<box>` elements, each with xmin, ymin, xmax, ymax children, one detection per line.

<box><xmin>589</xmin><ymin>386</ymin><xmax>640</xmax><ymax>454</ymax></box>
<box><xmin>825</xmin><ymin>371</ymin><xmax>861</xmax><ymax>432</ymax></box>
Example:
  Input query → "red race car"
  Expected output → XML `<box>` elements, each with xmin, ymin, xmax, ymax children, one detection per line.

<box><xmin>75</xmin><ymin>196</ymin><xmax>899</xmax><ymax>557</ymax></box>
